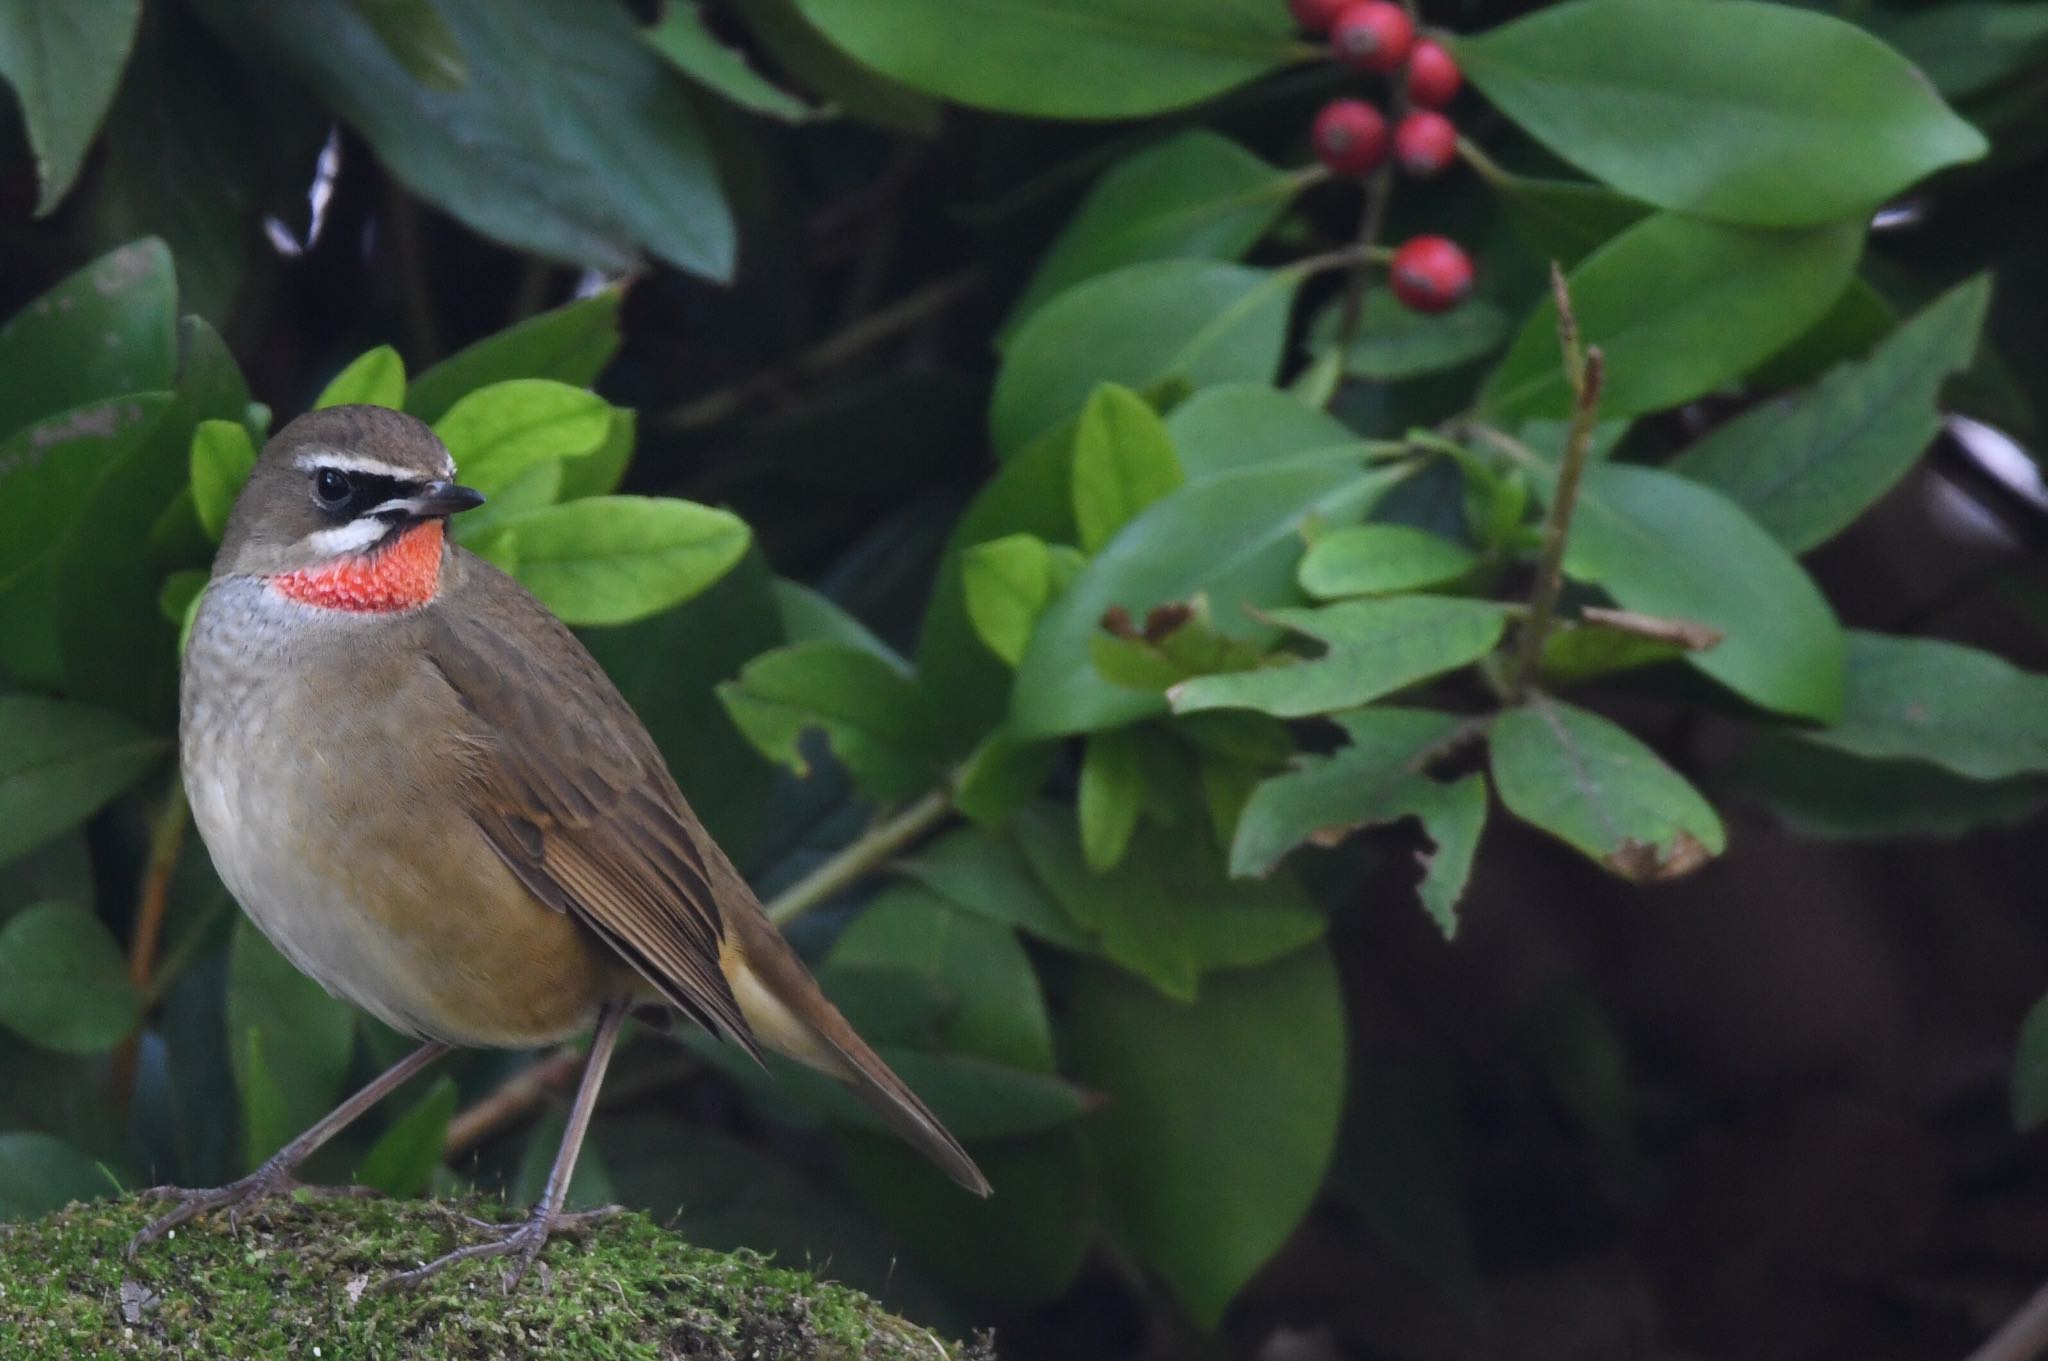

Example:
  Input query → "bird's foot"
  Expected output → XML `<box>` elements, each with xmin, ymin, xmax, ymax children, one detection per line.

<box><xmin>127</xmin><ymin>1161</ymin><xmax>382</xmax><ymax>1257</ymax></box>
<box><xmin>383</xmin><ymin>1203</ymin><xmax>626</xmax><ymax>1294</ymax></box>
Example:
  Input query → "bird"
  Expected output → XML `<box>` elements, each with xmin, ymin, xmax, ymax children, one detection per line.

<box><xmin>132</xmin><ymin>403</ymin><xmax>988</xmax><ymax>1289</ymax></box>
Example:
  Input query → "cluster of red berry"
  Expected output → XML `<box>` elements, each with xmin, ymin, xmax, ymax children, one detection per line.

<box><xmin>1291</xmin><ymin>0</ymin><xmax>1474</xmax><ymax>314</ymax></box>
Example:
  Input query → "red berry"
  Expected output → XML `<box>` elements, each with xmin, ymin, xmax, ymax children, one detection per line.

<box><xmin>1288</xmin><ymin>0</ymin><xmax>1350</xmax><ymax>32</ymax></box>
<box><xmin>1331</xmin><ymin>1</ymin><xmax>1415</xmax><ymax>73</ymax></box>
<box><xmin>1394</xmin><ymin>110</ymin><xmax>1457</xmax><ymax>177</ymax></box>
<box><xmin>1311</xmin><ymin>99</ymin><xmax>1389</xmax><ymax>177</ymax></box>
<box><xmin>1405</xmin><ymin>39</ymin><xmax>1462</xmax><ymax>107</ymax></box>
<box><xmin>1389</xmin><ymin>236</ymin><xmax>1473</xmax><ymax>313</ymax></box>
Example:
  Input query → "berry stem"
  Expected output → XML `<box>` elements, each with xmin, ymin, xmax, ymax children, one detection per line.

<box><xmin>1326</xmin><ymin>163</ymin><xmax>1397</xmax><ymax>405</ymax></box>
<box><xmin>1456</xmin><ymin>135</ymin><xmax>1511</xmax><ymax>188</ymax></box>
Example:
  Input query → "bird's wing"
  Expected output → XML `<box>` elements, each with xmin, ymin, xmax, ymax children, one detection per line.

<box><xmin>420</xmin><ymin>551</ymin><xmax>759</xmax><ymax>1057</ymax></box>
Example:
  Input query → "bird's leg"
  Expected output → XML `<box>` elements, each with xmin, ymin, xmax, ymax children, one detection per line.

<box><xmin>384</xmin><ymin>1000</ymin><xmax>629</xmax><ymax>1294</ymax></box>
<box><xmin>128</xmin><ymin>1039</ymin><xmax>453</xmax><ymax>1257</ymax></box>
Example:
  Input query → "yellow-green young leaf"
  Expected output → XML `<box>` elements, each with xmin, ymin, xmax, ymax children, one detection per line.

<box><xmin>1079</xmin><ymin>729</ymin><xmax>1145</xmax><ymax>871</ymax></box>
<box><xmin>558</xmin><ymin>406</ymin><xmax>634</xmax><ymax>501</ymax></box>
<box><xmin>1072</xmin><ymin>384</ymin><xmax>1182</xmax><ymax>553</ymax></box>
<box><xmin>1297</xmin><ymin>525</ymin><xmax>1480</xmax><ymax>599</ymax></box>
<box><xmin>450</xmin><ymin>460</ymin><xmax>563</xmax><ymax>541</ymax></box>
<box><xmin>1490</xmin><ymin>695</ymin><xmax>1726</xmax><ymax>881</ymax></box>
<box><xmin>716</xmin><ymin>642</ymin><xmax>941</xmax><ymax>802</ymax></box>
<box><xmin>315</xmin><ymin>345</ymin><xmax>406</xmax><ymax>410</ymax></box>
<box><xmin>0</xmin><ymin>902</ymin><xmax>139</xmax><ymax>1052</ymax></box>
<box><xmin>189</xmin><ymin>418</ymin><xmax>258</xmax><ymax>540</ymax></box>
<box><xmin>227</xmin><ymin>919</ymin><xmax>355</xmax><ymax>1167</ymax></box>
<box><xmin>1170</xmin><ymin>597</ymin><xmax>1510</xmax><ymax>719</ymax></box>
<box><xmin>962</xmin><ymin>533</ymin><xmax>1058</xmax><ymax>667</ymax></box>
<box><xmin>470</xmin><ymin>496</ymin><xmax>750</xmax><ymax>627</ymax></box>
<box><xmin>356</xmin><ymin>1076</ymin><xmax>459</xmax><ymax>1197</ymax></box>
<box><xmin>0</xmin><ymin>696</ymin><xmax>164</xmax><ymax>867</ymax></box>
<box><xmin>406</xmin><ymin>290</ymin><xmax>624</xmax><ymax>423</ymax></box>
<box><xmin>433</xmin><ymin>378</ymin><xmax>612</xmax><ymax>498</ymax></box>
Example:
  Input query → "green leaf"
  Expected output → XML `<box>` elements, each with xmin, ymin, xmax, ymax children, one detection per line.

<box><xmin>1490</xmin><ymin>695</ymin><xmax>1725</xmax><ymax>881</ymax></box>
<box><xmin>1297</xmin><ymin>525</ymin><xmax>1479</xmax><ymax>599</ymax></box>
<box><xmin>2016</xmin><ymin>991</ymin><xmax>2048</xmax><ymax>1132</ymax></box>
<box><xmin>1310</xmin><ymin>289</ymin><xmax>1509</xmax><ymax>381</ymax></box>
<box><xmin>1800</xmin><ymin>631</ymin><xmax>2048</xmax><ymax>780</ymax></box>
<box><xmin>314</xmin><ymin>345</ymin><xmax>407</xmax><ymax>410</ymax></box>
<box><xmin>895</xmin><ymin>826</ymin><xmax>1091</xmax><ymax>950</ymax></box>
<box><xmin>1005</xmin><ymin>131</ymin><xmax>1302</xmax><ymax>335</ymax></box>
<box><xmin>1561</xmin><ymin>462</ymin><xmax>1846</xmax><ymax>721</ymax></box>
<box><xmin>0</xmin><ymin>0</ymin><xmax>142</xmax><ymax>214</ymax></box>
<box><xmin>0</xmin><ymin>1132</ymin><xmax>116</xmax><ymax>1220</ymax></box>
<box><xmin>467</xmin><ymin>495</ymin><xmax>750</xmax><ymax>627</ymax></box>
<box><xmin>1065</xmin><ymin>944</ymin><xmax>1346</xmax><ymax>1328</ymax></box>
<box><xmin>1090</xmin><ymin>596</ymin><xmax>1272</xmax><ymax>693</ymax></box>
<box><xmin>355</xmin><ymin>1076</ymin><xmax>458</xmax><ymax>1197</ymax></box>
<box><xmin>1671</xmin><ymin>275</ymin><xmax>1989</xmax><ymax>552</ymax></box>
<box><xmin>1748</xmin><ymin>275</ymin><xmax>1898</xmax><ymax>393</ymax></box>
<box><xmin>644</xmin><ymin>1</ymin><xmax>812</xmax><ymax>121</ymax></box>
<box><xmin>831</xmin><ymin>885</ymin><xmax>1053</xmax><ymax>1072</ymax></box>
<box><xmin>351</xmin><ymin>0</ymin><xmax>468</xmax><ymax>87</ymax></box>
<box><xmin>0</xmin><ymin>696</ymin><xmax>163</xmax><ymax>867</ymax></box>
<box><xmin>1079</xmin><ymin>729</ymin><xmax>1145</xmax><ymax>872</ymax></box>
<box><xmin>716</xmin><ymin>642</ymin><xmax>940</xmax><ymax>801</ymax></box>
<box><xmin>993</xmin><ymin>261</ymin><xmax>1298</xmax><ymax>459</ymax></box>
<box><xmin>1072</xmin><ymin>384</ymin><xmax>1183</xmax><ymax>553</ymax></box>
<box><xmin>771</xmin><ymin>579</ymin><xmax>905</xmax><ymax>666</ymax></box>
<box><xmin>1484</xmin><ymin>213</ymin><xmax>1863</xmax><ymax>422</ymax></box>
<box><xmin>0</xmin><ymin>396</ymin><xmax>172</xmax><ymax>593</ymax></box>
<box><xmin>1013</xmin><ymin>461</ymin><xmax>1409</xmax><ymax>737</ymax></box>
<box><xmin>1728</xmin><ymin>734</ymin><xmax>2048</xmax><ymax>842</ymax></box>
<box><xmin>432</xmin><ymin>378</ymin><xmax>612</xmax><ymax>498</ymax></box>
<box><xmin>961</xmin><ymin>533</ymin><xmax>1075</xmax><ymax>668</ymax></box>
<box><xmin>1162</xmin><ymin>382</ymin><xmax>1374</xmax><ymax>479</ymax></box>
<box><xmin>952</xmin><ymin>728</ymin><xmax>1059</xmax><ymax>828</ymax></box>
<box><xmin>1453</xmin><ymin>0</ymin><xmax>1987</xmax><ymax>226</ymax></box>
<box><xmin>1171</xmin><ymin>597</ymin><xmax>1510</xmax><ymax>720</ymax></box>
<box><xmin>1874</xmin><ymin>2</ymin><xmax>2048</xmax><ymax>99</ymax></box>
<box><xmin>208</xmin><ymin>0</ymin><xmax>735</xmax><ymax>278</ymax></box>
<box><xmin>227</xmin><ymin>918</ymin><xmax>356</xmax><ymax>1168</ymax></box>
<box><xmin>404</xmin><ymin>290</ymin><xmax>623</xmax><ymax>424</ymax></box>
<box><xmin>0</xmin><ymin>239</ymin><xmax>175</xmax><ymax>440</ymax></box>
<box><xmin>1494</xmin><ymin>175</ymin><xmax>1652</xmax><ymax>268</ymax></box>
<box><xmin>727</xmin><ymin>0</ymin><xmax>939</xmax><ymax>134</ymax></box>
<box><xmin>189</xmin><ymin>418</ymin><xmax>258</xmax><ymax>541</ymax></box>
<box><xmin>792</xmin><ymin>0</ymin><xmax>1297</xmax><ymax>119</ymax></box>
<box><xmin>0</xmin><ymin>902</ymin><xmax>139</xmax><ymax>1053</ymax></box>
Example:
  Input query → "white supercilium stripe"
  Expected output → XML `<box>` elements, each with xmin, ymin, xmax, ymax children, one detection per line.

<box><xmin>291</xmin><ymin>447</ymin><xmax>455</xmax><ymax>479</ymax></box>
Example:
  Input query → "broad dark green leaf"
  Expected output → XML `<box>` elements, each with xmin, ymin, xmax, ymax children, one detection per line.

<box><xmin>1162</xmin><ymin>382</ymin><xmax>1375</xmax><ymax>479</ymax></box>
<box><xmin>0</xmin><ymin>0</ymin><xmax>142</xmax><ymax>214</ymax></box>
<box><xmin>0</xmin><ymin>398</ymin><xmax>172</xmax><ymax>593</ymax></box>
<box><xmin>189</xmin><ymin>418</ymin><xmax>258</xmax><ymax>541</ymax></box>
<box><xmin>0</xmin><ymin>902</ymin><xmax>139</xmax><ymax>1053</ymax></box>
<box><xmin>404</xmin><ymin>290</ymin><xmax>623</xmax><ymax>424</ymax></box>
<box><xmin>1484</xmin><ymin>213</ymin><xmax>1863</xmax><ymax>422</ymax></box>
<box><xmin>952</xmin><ymin>727</ymin><xmax>1060</xmax><ymax>828</ymax></box>
<box><xmin>203</xmin><ymin>0</ymin><xmax>735</xmax><ymax>278</ymax></box>
<box><xmin>1171</xmin><ymin>597</ymin><xmax>1510</xmax><ymax>719</ymax></box>
<box><xmin>1298</xmin><ymin>525</ymin><xmax>1480</xmax><ymax>599</ymax></box>
<box><xmin>1729</xmin><ymin>732</ymin><xmax>2048</xmax><ymax>841</ymax></box>
<box><xmin>771</xmin><ymin>578</ymin><xmax>903</xmax><ymax>664</ymax></box>
<box><xmin>1801</xmin><ymin>631</ymin><xmax>2048</xmax><ymax>780</ymax></box>
<box><xmin>1013</xmin><ymin>461</ymin><xmax>1409</xmax><ymax>737</ymax></box>
<box><xmin>1747</xmin><ymin>276</ymin><xmax>1897</xmax><ymax>392</ymax></box>
<box><xmin>1490</xmin><ymin>695</ymin><xmax>1725</xmax><ymax>880</ymax></box>
<box><xmin>352</xmin><ymin>0</ymin><xmax>467</xmax><ymax>87</ymax></box>
<box><xmin>226</xmin><ymin>919</ymin><xmax>356</xmax><ymax>1168</ymax></box>
<box><xmin>1006</xmin><ymin>131</ymin><xmax>1303</xmax><ymax>334</ymax></box>
<box><xmin>1494</xmin><ymin>175</ymin><xmax>1651</xmax><ymax>268</ymax></box>
<box><xmin>1872</xmin><ymin>2</ymin><xmax>2048</xmax><ymax>99</ymax></box>
<box><xmin>0</xmin><ymin>1132</ymin><xmax>115</xmax><ymax>1219</ymax></box>
<box><xmin>794</xmin><ymin>0</ymin><xmax>1298</xmax><ymax>119</ymax></box>
<box><xmin>467</xmin><ymin>495</ymin><xmax>750</xmax><ymax>626</ymax></box>
<box><xmin>314</xmin><ymin>344</ymin><xmax>406</xmax><ymax>410</ymax></box>
<box><xmin>1454</xmin><ymin>0</ymin><xmax>1987</xmax><ymax>226</ymax></box>
<box><xmin>993</xmin><ymin>261</ymin><xmax>1299</xmax><ymax>459</ymax></box>
<box><xmin>1079</xmin><ymin>729</ymin><xmax>1145</xmax><ymax>872</ymax></box>
<box><xmin>895</xmin><ymin>827</ymin><xmax>1091</xmax><ymax>950</ymax></box>
<box><xmin>1310</xmin><ymin>289</ymin><xmax>1509</xmax><ymax>381</ymax></box>
<box><xmin>0</xmin><ymin>832</ymin><xmax>90</xmax><ymax>923</ymax></box>
<box><xmin>1065</xmin><ymin>944</ymin><xmax>1346</xmax><ymax>1328</ymax></box>
<box><xmin>728</xmin><ymin>0</ymin><xmax>939</xmax><ymax>133</ymax></box>
<box><xmin>1672</xmin><ymin>276</ymin><xmax>1989</xmax><ymax>552</ymax></box>
<box><xmin>644</xmin><ymin>1</ymin><xmax>812</xmax><ymax>121</ymax></box>
<box><xmin>355</xmin><ymin>1075</ymin><xmax>458</xmax><ymax>1197</ymax></box>
<box><xmin>1072</xmin><ymin>384</ymin><xmax>1182</xmax><ymax>553</ymax></box>
<box><xmin>1562</xmin><ymin>463</ymin><xmax>1845</xmax><ymax>721</ymax></box>
<box><xmin>717</xmin><ymin>642</ymin><xmax>940</xmax><ymax>801</ymax></box>
<box><xmin>0</xmin><ymin>240</ymin><xmax>175</xmax><ymax>441</ymax></box>
<box><xmin>0</xmin><ymin>696</ymin><xmax>163</xmax><ymax>867</ymax></box>
<box><xmin>2013</xmin><ymin>990</ymin><xmax>2048</xmax><ymax>1131</ymax></box>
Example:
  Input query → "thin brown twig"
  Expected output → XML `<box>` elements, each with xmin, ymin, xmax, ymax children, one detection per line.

<box><xmin>112</xmin><ymin>779</ymin><xmax>190</xmax><ymax>1105</ymax></box>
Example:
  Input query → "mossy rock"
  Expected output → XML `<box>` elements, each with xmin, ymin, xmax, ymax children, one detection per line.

<box><xmin>0</xmin><ymin>1193</ymin><xmax>990</xmax><ymax>1359</ymax></box>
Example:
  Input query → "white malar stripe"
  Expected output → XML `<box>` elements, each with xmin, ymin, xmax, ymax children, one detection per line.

<box><xmin>301</xmin><ymin>519</ymin><xmax>393</xmax><ymax>557</ymax></box>
<box><xmin>290</xmin><ymin>447</ymin><xmax>455</xmax><ymax>479</ymax></box>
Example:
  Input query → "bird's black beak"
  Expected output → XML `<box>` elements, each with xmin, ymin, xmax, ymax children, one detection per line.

<box><xmin>379</xmin><ymin>479</ymin><xmax>486</xmax><ymax>520</ymax></box>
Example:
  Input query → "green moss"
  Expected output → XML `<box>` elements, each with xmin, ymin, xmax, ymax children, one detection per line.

<box><xmin>0</xmin><ymin>1193</ymin><xmax>991</xmax><ymax>1360</ymax></box>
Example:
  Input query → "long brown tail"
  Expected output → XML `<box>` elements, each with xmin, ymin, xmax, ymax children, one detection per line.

<box><xmin>720</xmin><ymin>910</ymin><xmax>992</xmax><ymax>1196</ymax></box>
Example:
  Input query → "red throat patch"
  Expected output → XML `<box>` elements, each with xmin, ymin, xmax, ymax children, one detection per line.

<box><xmin>270</xmin><ymin>520</ymin><xmax>445</xmax><ymax>613</ymax></box>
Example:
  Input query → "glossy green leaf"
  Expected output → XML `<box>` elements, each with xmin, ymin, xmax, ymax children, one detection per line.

<box><xmin>1171</xmin><ymin>597</ymin><xmax>1510</xmax><ymax>719</ymax></box>
<box><xmin>467</xmin><ymin>495</ymin><xmax>750</xmax><ymax>627</ymax></box>
<box><xmin>1484</xmin><ymin>213</ymin><xmax>1863</xmax><ymax>422</ymax></box>
<box><xmin>1311</xmin><ymin>289</ymin><xmax>1509</xmax><ymax>381</ymax></box>
<box><xmin>2016</xmin><ymin>990</ymin><xmax>2048</xmax><ymax>1131</ymax></box>
<box><xmin>961</xmin><ymin>533</ymin><xmax>1074</xmax><ymax>668</ymax></box>
<box><xmin>1006</xmin><ymin>131</ymin><xmax>1302</xmax><ymax>335</ymax></box>
<box><xmin>895</xmin><ymin>826</ymin><xmax>1090</xmax><ymax>950</ymax></box>
<box><xmin>1072</xmin><ymin>384</ymin><xmax>1182</xmax><ymax>553</ymax></box>
<box><xmin>1802</xmin><ymin>631</ymin><xmax>2048</xmax><ymax>780</ymax></box>
<box><xmin>314</xmin><ymin>345</ymin><xmax>406</xmax><ymax>410</ymax></box>
<box><xmin>644</xmin><ymin>1</ymin><xmax>812</xmax><ymax>121</ymax></box>
<box><xmin>0</xmin><ymin>1132</ymin><xmax>115</xmax><ymax>1219</ymax></box>
<box><xmin>1090</xmin><ymin>597</ymin><xmax>1272</xmax><ymax>693</ymax></box>
<box><xmin>1454</xmin><ymin>0</ymin><xmax>1987</xmax><ymax>226</ymax></box>
<box><xmin>1298</xmin><ymin>525</ymin><xmax>1479</xmax><ymax>599</ymax></box>
<box><xmin>1747</xmin><ymin>275</ymin><xmax>1898</xmax><ymax>392</ymax></box>
<box><xmin>1875</xmin><ymin>2</ymin><xmax>2048</xmax><ymax>98</ymax></box>
<box><xmin>1672</xmin><ymin>275</ymin><xmax>1989</xmax><ymax>552</ymax></box>
<box><xmin>433</xmin><ymin>378</ymin><xmax>611</xmax><ymax>498</ymax></box>
<box><xmin>189</xmin><ymin>418</ymin><xmax>257</xmax><ymax>541</ymax></box>
<box><xmin>404</xmin><ymin>290</ymin><xmax>623</xmax><ymax>424</ymax></box>
<box><xmin>1494</xmin><ymin>175</ymin><xmax>1652</xmax><ymax>268</ymax></box>
<box><xmin>1162</xmin><ymin>382</ymin><xmax>1375</xmax><ymax>479</ymax></box>
<box><xmin>351</xmin><ymin>0</ymin><xmax>467</xmax><ymax>87</ymax></box>
<box><xmin>355</xmin><ymin>1076</ymin><xmax>458</xmax><ymax>1197</ymax></box>
<box><xmin>1079</xmin><ymin>729</ymin><xmax>1145</xmax><ymax>872</ymax></box>
<box><xmin>717</xmin><ymin>642</ymin><xmax>940</xmax><ymax>801</ymax></box>
<box><xmin>0</xmin><ymin>396</ymin><xmax>171</xmax><ymax>595</ymax></box>
<box><xmin>1728</xmin><ymin>733</ymin><xmax>2048</xmax><ymax>842</ymax></box>
<box><xmin>0</xmin><ymin>0</ymin><xmax>142</xmax><ymax>214</ymax></box>
<box><xmin>0</xmin><ymin>697</ymin><xmax>163</xmax><ymax>868</ymax></box>
<box><xmin>1490</xmin><ymin>695</ymin><xmax>1726</xmax><ymax>880</ymax></box>
<box><xmin>1066</xmin><ymin>944</ymin><xmax>1346</xmax><ymax>1328</ymax></box>
<box><xmin>793</xmin><ymin>0</ymin><xmax>1298</xmax><ymax>119</ymax></box>
<box><xmin>0</xmin><ymin>902</ymin><xmax>139</xmax><ymax>1052</ymax></box>
<box><xmin>0</xmin><ymin>240</ymin><xmax>175</xmax><ymax>441</ymax></box>
<box><xmin>1013</xmin><ymin>462</ymin><xmax>1409</xmax><ymax>737</ymax></box>
<box><xmin>1561</xmin><ymin>462</ymin><xmax>1846</xmax><ymax>721</ymax></box>
<box><xmin>993</xmin><ymin>261</ymin><xmax>1298</xmax><ymax>459</ymax></box>
<box><xmin>771</xmin><ymin>579</ymin><xmax>904</xmax><ymax>665</ymax></box>
<box><xmin>728</xmin><ymin>0</ymin><xmax>939</xmax><ymax>133</ymax></box>
<box><xmin>952</xmin><ymin>728</ymin><xmax>1059</xmax><ymax>828</ymax></box>
<box><xmin>227</xmin><ymin>919</ymin><xmax>356</xmax><ymax>1168</ymax></box>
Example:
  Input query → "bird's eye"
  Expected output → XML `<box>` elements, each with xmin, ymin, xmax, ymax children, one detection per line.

<box><xmin>314</xmin><ymin>468</ymin><xmax>352</xmax><ymax>506</ymax></box>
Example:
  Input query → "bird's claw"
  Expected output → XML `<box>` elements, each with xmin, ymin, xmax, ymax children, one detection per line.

<box><xmin>383</xmin><ymin>1204</ymin><xmax>627</xmax><ymax>1294</ymax></box>
<box><xmin>126</xmin><ymin>1164</ymin><xmax>304</xmax><ymax>1258</ymax></box>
